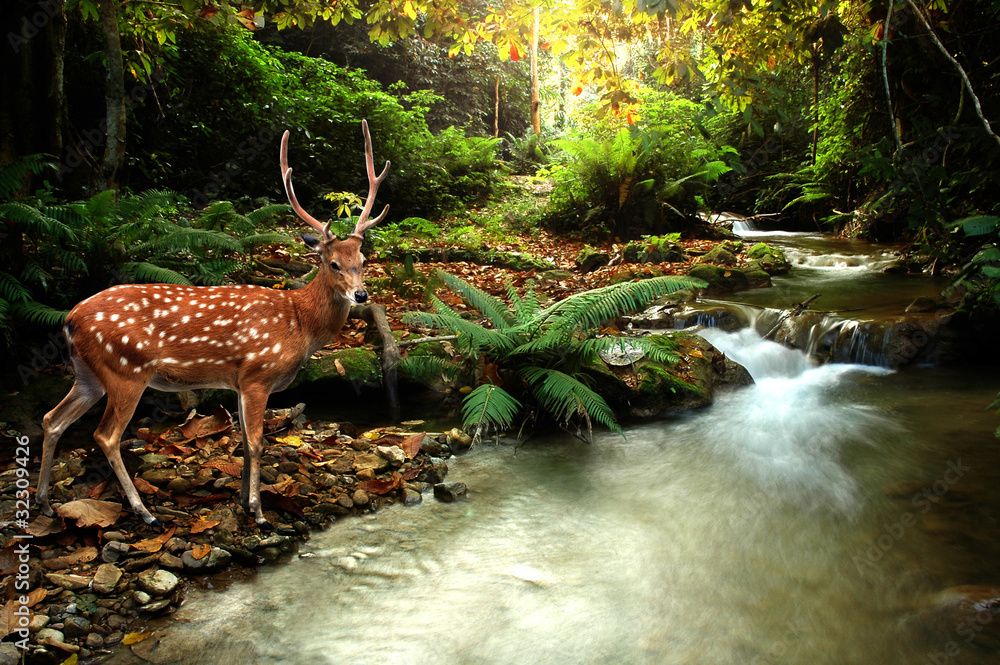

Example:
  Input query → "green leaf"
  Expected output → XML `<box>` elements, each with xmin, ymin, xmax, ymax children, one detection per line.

<box><xmin>955</xmin><ymin>215</ymin><xmax>1000</xmax><ymax>237</ymax></box>
<box><xmin>462</xmin><ymin>384</ymin><xmax>522</xmax><ymax>433</ymax></box>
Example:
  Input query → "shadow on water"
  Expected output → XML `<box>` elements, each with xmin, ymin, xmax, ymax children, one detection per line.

<box><xmin>105</xmin><ymin>326</ymin><xmax>1000</xmax><ymax>665</ymax></box>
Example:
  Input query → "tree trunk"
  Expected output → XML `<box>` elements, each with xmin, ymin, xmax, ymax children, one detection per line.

<box><xmin>45</xmin><ymin>0</ymin><xmax>67</xmax><ymax>159</ymax></box>
<box><xmin>494</xmin><ymin>75</ymin><xmax>500</xmax><ymax>138</ymax></box>
<box><xmin>530</xmin><ymin>6</ymin><xmax>541</xmax><ymax>136</ymax></box>
<box><xmin>99</xmin><ymin>0</ymin><xmax>126</xmax><ymax>191</ymax></box>
<box><xmin>811</xmin><ymin>46</ymin><xmax>820</xmax><ymax>166</ymax></box>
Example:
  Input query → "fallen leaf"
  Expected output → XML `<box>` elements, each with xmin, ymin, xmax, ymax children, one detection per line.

<box><xmin>176</xmin><ymin>407</ymin><xmax>233</xmax><ymax>444</ymax></box>
<box><xmin>204</xmin><ymin>460</ymin><xmax>242</xmax><ymax>477</ymax></box>
<box><xmin>334</xmin><ymin>358</ymin><xmax>346</xmax><ymax>376</ymax></box>
<box><xmin>61</xmin><ymin>546</ymin><xmax>98</xmax><ymax>566</ymax></box>
<box><xmin>26</xmin><ymin>587</ymin><xmax>47</xmax><ymax>607</ymax></box>
<box><xmin>275</xmin><ymin>435</ymin><xmax>304</xmax><ymax>447</ymax></box>
<box><xmin>134</xmin><ymin>526</ymin><xmax>176</xmax><ymax>553</ymax></box>
<box><xmin>189</xmin><ymin>519</ymin><xmax>220</xmax><ymax>535</ymax></box>
<box><xmin>688</xmin><ymin>348</ymin><xmax>705</xmax><ymax>359</ymax></box>
<box><xmin>60</xmin><ymin>655</ymin><xmax>78</xmax><ymax>665</ymax></box>
<box><xmin>261</xmin><ymin>490</ymin><xmax>306</xmax><ymax>517</ymax></box>
<box><xmin>134</xmin><ymin>477</ymin><xmax>168</xmax><ymax>498</ymax></box>
<box><xmin>122</xmin><ymin>631</ymin><xmax>151</xmax><ymax>645</ymax></box>
<box><xmin>55</xmin><ymin>500</ymin><xmax>121</xmax><ymax>528</ymax></box>
<box><xmin>159</xmin><ymin>443</ymin><xmax>196</xmax><ymax>458</ymax></box>
<box><xmin>191</xmin><ymin>543</ymin><xmax>211</xmax><ymax>560</ymax></box>
<box><xmin>401</xmin><ymin>433</ymin><xmax>424</xmax><ymax>459</ymax></box>
<box><xmin>87</xmin><ymin>480</ymin><xmax>110</xmax><ymax>499</ymax></box>
<box><xmin>357</xmin><ymin>474</ymin><xmax>401</xmax><ymax>495</ymax></box>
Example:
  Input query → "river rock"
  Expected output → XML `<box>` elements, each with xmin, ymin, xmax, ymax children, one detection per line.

<box><xmin>575</xmin><ymin>246</ymin><xmax>611</xmax><ymax>273</ymax></box>
<box><xmin>101</xmin><ymin>541</ymin><xmax>131</xmax><ymax>563</ymax></box>
<box><xmin>92</xmin><ymin>563</ymin><xmax>122</xmax><ymax>594</ymax></box>
<box><xmin>352</xmin><ymin>452</ymin><xmax>389</xmax><ymax>473</ymax></box>
<box><xmin>376</xmin><ymin>445</ymin><xmax>405</xmax><ymax>466</ymax></box>
<box><xmin>180</xmin><ymin>546</ymin><xmax>232</xmax><ymax>571</ymax></box>
<box><xmin>140</xmin><ymin>468</ymin><xmax>177</xmax><ymax>486</ymax></box>
<box><xmin>352</xmin><ymin>489</ymin><xmax>371</xmax><ymax>506</ymax></box>
<box><xmin>133</xmin><ymin>590</ymin><xmax>152</xmax><ymax>606</ymax></box>
<box><xmin>29</xmin><ymin>615</ymin><xmax>50</xmax><ymax>634</ymax></box>
<box><xmin>138</xmin><ymin>569</ymin><xmax>180</xmax><ymax>596</ymax></box>
<box><xmin>62</xmin><ymin>616</ymin><xmax>90</xmax><ymax>639</ymax></box>
<box><xmin>904</xmin><ymin>585</ymin><xmax>1000</xmax><ymax>652</ymax></box>
<box><xmin>434</xmin><ymin>482</ymin><xmax>467</xmax><ymax>502</ymax></box>
<box><xmin>45</xmin><ymin>573</ymin><xmax>90</xmax><ymax>590</ymax></box>
<box><xmin>0</xmin><ymin>642</ymin><xmax>19</xmax><ymax>665</ymax></box>
<box><xmin>86</xmin><ymin>632</ymin><xmax>105</xmax><ymax>649</ymax></box>
<box><xmin>420</xmin><ymin>458</ymin><xmax>449</xmax><ymax>484</ymax></box>
<box><xmin>403</xmin><ymin>488</ymin><xmax>422</xmax><ymax>506</ymax></box>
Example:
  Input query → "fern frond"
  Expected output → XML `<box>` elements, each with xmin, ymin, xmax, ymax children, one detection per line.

<box><xmin>0</xmin><ymin>272</ymin><xmax>31</xmax><ymax>303</ymax></box>
<box><xmin>398</xmin><ymin>355</ymin><xmax>462</xmax><ymax>383</ymax></box>
<box><xmin>435</xmin><ymin>269</ymin><xmax>516</xmax><ymax>330</ymax></box>
<box><xmin>461</xmin><ymin>384</ymin><xmax>521</xmax><ymax>433</ymax></box>
<box><xmin>0</xmin><ymin>203</ymin><xmax>75</xmax><ymax>241</ymax></box>
<box><xmin>133</xmin><ymin>227</ymin><xmax>243</xmax><ymax>255</ymax></box>
<box><xmin>506</xmin><ymin>278</ymin><xmax>540</xmax><ymax>324</ymax></box>
<box><xmin>521</xmin><ymin>366</ymin><xmax>622</xmax><ymax>436</ymax></box>
<box><xmin>120</xmin><ymin>262</ymin><xmax>193</xmax><ymax>285</ymax></box>
<box><xmin>247</xmin><ymin>203</ymin><xmax>292</xmax><ymax>224</ymax></box>
<box><xmin>241</xmin><ymin>232</ymin><xmax>295</xmax><ymax>249</ymax></box>
<box><xmin>0</xmin><ymin>154</ymin><xmax>54</xmax><ymax>200</ymax></box>
<box><xmin>11</xmin><ymin>301</ymin><xmax>69</xmax><ymax>328</ymax></box>
<box><xmin>538</xmin><ymin>275</ymin><xmax>704</xmax><ymax>336</ymax></box>
<box><xmin>576</xmin><ymin>336</ymin><xmax>682</xmax><ymax>366</ymax></box>
<box><xmin>403</xmin><ymin>311</ymin><xmax>514</xmax><ymax>354</ymax></box>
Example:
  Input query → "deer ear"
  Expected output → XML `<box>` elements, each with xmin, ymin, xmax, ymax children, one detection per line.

<box><xmin>300</xmin><ymin>233</ymin><xmax>321</xmax><ymax>250</ymax></box>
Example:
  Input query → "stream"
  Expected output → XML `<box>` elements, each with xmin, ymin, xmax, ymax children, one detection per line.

<box><xmin>108</xmin><ymin>230</ymin><xmax>1000</xmax><ymax>665</ymax></box>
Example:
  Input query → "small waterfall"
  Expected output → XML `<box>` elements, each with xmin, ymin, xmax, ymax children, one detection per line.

<box><xmin>732</xmin><ymin>219</ymin><xmax>759</xmax><ymax>234</ymax></box>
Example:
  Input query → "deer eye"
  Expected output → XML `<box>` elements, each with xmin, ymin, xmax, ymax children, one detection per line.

<box><xmin>330</xmin><ymin>261</ymin><xmax>340</xmax><ymax>271</ymax></box>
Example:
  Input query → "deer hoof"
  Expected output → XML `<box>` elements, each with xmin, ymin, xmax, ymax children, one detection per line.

<box><xmin>40</xmin><ymin>503</ymin><xmax>54</xmax><ymax>518</ymax></box>
<box><xmin>256</xmin><ymin>518</ymin><xmax>273</xmax><ymax>531</ymax></box>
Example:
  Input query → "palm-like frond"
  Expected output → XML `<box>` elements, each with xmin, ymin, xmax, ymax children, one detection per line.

<box><xmin>461</xmin><ymin>384</ymin><xmax>522</xmax><ymax>434</ymax></box>
<box><xmin>435</xmin><ymin>269</ymin><xmax>517</xmax><ymax>330</ymax></box>
<box><xmin>398</xmin><ymin>355</ymin><xmax>462</xmax><ymax>383</ymax></box>
<box><xmin>539</xmin><ymin>275</ymin><xmax>704</xmax><ymax>335</ymax></box>
<box><xmin>0</xmin><ymin>272</ymin><xmax>31</xmax><ymax>303</ymax></box>
<box><xmin>404</xmin><ymin>309</ymin><xmax>514</xmax><ymax>354</ymax></box>
<box><xmin>11</xmin><ymin>301</ymin><xmax>69</xmax><ymax>328</ymax></box>
<box><xmin>0</xmin><ymin>203</ymin><xmax>76</xmax><ymax>241</ymax></box>
<box><xmin>247</xmin><ymin>203</ymin><xmax>292</xmax><ymax>224</ymax></box>
<box><xmin>133</xmin><ymin>227</ymin><xmax>244</xmax><ymax>255</ymax></box>
<box><xmin>521</xmin><ymin>366</ymin><xmax>622</xmax><ymax>437</ymax></box>
<box><xmin>576</xmin><ymin>335</ymin><xmax>683</xmax><ymax>366</ymax></box>
<box><xmin>506</xmin><ymin>278</ymin><xmax>540</xmax><ymax>324</ymax></box>
<box><xmin>241</xmin><ymin>232</ymin><xmax>295</xmax><ymax>249</ymax></box>
<box><xmin>120</xmin><ymin>262</ymin><xmax>193</xmax><ymax>285</ymax></box>
<box><xmin>0</xmin><ymin>154</ymin><xmax>54</xmax><ymax>200</ymax></box>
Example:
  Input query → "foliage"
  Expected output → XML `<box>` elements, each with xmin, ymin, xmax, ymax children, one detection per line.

<box><xmin>543</xmin><ymin>93</ymin><xmax>739</xmax><ymax>238</ymax></box>
<box><xmin>401</xmin><ymin>269</ymin><xmax>705</xmax><ymax>442</ymax></box>
<box><xmin>0</xmin><ymin>162</ymin><xmax>294</xmax><ymax>345</ymax></box>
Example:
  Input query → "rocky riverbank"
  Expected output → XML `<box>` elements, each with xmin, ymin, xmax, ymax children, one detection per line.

<box><xmin>0</xmin><ymin>413</ymin><xmax>470</xmax><ymax>665</ymax></box>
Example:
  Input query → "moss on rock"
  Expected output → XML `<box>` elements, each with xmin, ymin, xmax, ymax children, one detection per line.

<box><xmin>687</xmin><ymin>263</ymin><xmax>771</xmax><ymax>293</ymax></box>
<box><xmin>745</xmin><ymin>242</ymin><xmax>791</xmax><ymax>275</ymax></box>
<box><xmin>291</xmin><ymin>348</ymin><xmax>382</xmax><ymax>390</ymax></box>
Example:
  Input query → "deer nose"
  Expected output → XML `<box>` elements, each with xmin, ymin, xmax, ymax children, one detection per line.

<box><xmin>354</xmin><ymin>290</ymin><xmax>368</xmax><ymax>303</ymax></box>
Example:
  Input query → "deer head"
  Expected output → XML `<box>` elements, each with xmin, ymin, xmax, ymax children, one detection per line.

<box><xmin>280</xmin><ymin>120</ymin><xmax>389</xmax><ymax>305</ymax></box>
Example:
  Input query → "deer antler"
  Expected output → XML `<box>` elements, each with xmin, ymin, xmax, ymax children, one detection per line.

<box><xmin>280</xmin><ymin>130</ymin><xmax>333</xmax><ymax>241</ymax></box>
<box><xmin>349</xmin><ymin>119</ymin><xmax>391</xmax><ymax>240</ymax></box>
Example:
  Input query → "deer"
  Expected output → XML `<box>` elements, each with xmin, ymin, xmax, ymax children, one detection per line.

<box><xmin>36</xmin><ymin>120</ymin><xmax>390</xmax><ymax>529</ymax></box>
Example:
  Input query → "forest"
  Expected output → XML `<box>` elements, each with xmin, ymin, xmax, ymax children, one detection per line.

<box><xmin>3</xmin><ymin>1</ymin><xmax>1000</xmax><ymax>663</ymax></box>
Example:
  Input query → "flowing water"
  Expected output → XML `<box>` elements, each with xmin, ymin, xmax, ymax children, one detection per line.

<box><xmin>108</xmin><ymin>232</ymin><xmax>1000</xmax><ymax>665</ymax></box>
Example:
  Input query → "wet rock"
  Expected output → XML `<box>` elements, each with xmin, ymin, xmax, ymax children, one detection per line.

<box><xmin>575</xmin><ymin>246</ymin><xmax>611</xmax><ymax>273</ymax></box>
<box><xmin>45</xmin><ymin>573</ymin><xmax>90</xmax><ymax>591</ymax></box>
<box><xmin>257</xmin><ymin>547</ymin><xmax>281</xmax><ymax>563</ymax></box>
<box><xmin>257</xmin><ymin>535</ymin><xmax>292</xmax><ymax>552</ymax></box>
<box><xmin>133</xmin><ymin>590</ymin><xmax>152</xmax><ymax>606</ymax></box>
<box><xmin>180</xmin><ymin>546</ymin><xmax>231</xmax><ymax>571</ymax></box>
<box><xmin>745</xmin><ymin>242</ymin><xmax>791</xmax><ymax>275</ymax></box>
<box><xmin>261</xmin><ymin>467</ymin><xmax>279</xmax><ymax>484</ymax></box>
<box><xmin>352</xmin><ymin>489</ymin><xmax>371</xmax><ymax>506</ymax></box>
<box><xmin>105</xmin><ymin>631</ymin><xmax>124</xmax><ymax>646</ymax></box>
<box><xmin>420</xmin><ymin>458</ymin><xmax>449</xmax><ymax>485</ymax></box>
<box><xmin>403</xmin><ymin>489</ymin><xmax>422</xmax><ymax>506</ymax></box>
<box><xmin>165</xmin><ymin>537</ymin><xmax>187</xmax><ymax>554</ymax></box>
<box><xmin>0</xmin><ymin>642</ymin><xmax>19</xmax><ymax>665</ymax></box>
<box><xmin>314</xmin><ymin>501</ymin><xmax>347</xmax><ymax>516</ymax></box>
<box><xmin>62</xmin><ymin>616</ymin><xmax>90</xmax><ymax>639</ymax></box>
<box><xmin>85</xmin><ymin>632</ymin><xmax>105</xmax><ymax>649</ymax></box>
<box><xmin>106</xmin><ymin>614</ymin><xmax>127</xmax><ymax>631</ymax></box>
<box><xmin>337</xmin><ymin>494</ymin><xmax>354</xmax><ymax>509</ymax></box>
<box><xmin>904</xmin><ymin>585</ymin><xmax>1000</xmax><ymax>651</ymax></box>
<box><xmin>92</xmin><ymin>564</ymin><xmax>122</xmax><ymax>595</ymax></box>
<box><xmin>353</xmin><ymin>452</ymin><xmax>389</xmax><ymax>474</ymax></box>
<box><xmin>123</xmin><ymin>553</ymin><xmax>160</xmax><ymax>572</ymax></box>
<box><xmin>101</xmin><ymin>541</ymin><xmax>131</xmax><ymax>563</ymax></box>
<box><xmin>447</xmin><ymin>428</ymin><xmax>472</xmax><ymax>449</ymax></box>
<box><xmin>140</xmin><ymin>468</ymin><xmax>177</xmax><ymax>487</ymax></box>
<box><xmin>376</xmin><ymin>445</ymin><xmax>405</xmax><ymax>466</ymax></box>
<box><xmin>29</xmin><ymin>615</ymin><xmax>50</xmax><ymax>634</ymax></box>
<box><xmin>139</xmin><ymin>599</ymin><xmax>172</xmax><ymax>613</ymax></box>
<box><xmin>102</xmin><ymin>531</ymin><xmax>129</xmax><ymax>543</ymax></box>
<box><xmin>278</xmin><ymin>461</ymin><xmax>300</xmax><ymax>475</ymax></box>
<box><xmin>697</xmin><ymin>244</ymin><xmax>738</xmax><ymax>266</ymax></box>
<box><xmin>434</xmin><ymin>482</ymin><xmax>467</xmax><ymax>502</ymax></box>
<box><xmin>157</xmin><ymin>552</ymin><xmax>183</xmax><ymax>570</ymax></box>
<box><xmin>138</xmin><ymin>569</ymin><xmax>179</xmax><ymax>597</ymax></box>
<box><xmin>166</xmin><ymin>477</ymin><xmax>192</xmax><ymax>493</ymax></box>
<box><xmin>420</xmin><ymin>436</ymin><xmax>443</xmax><ymax>457</ymax></box>
<box><xmin>36</xmin><ymin>628</ymin><xmax>73</xmax><ymax>651</ymax></box>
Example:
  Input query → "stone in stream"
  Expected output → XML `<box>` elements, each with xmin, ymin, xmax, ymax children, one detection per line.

<box><xmin>44</xmin><ymin>573</ymin><xmax>89</xmax><ymax>591</ymax></box>
<box><xmin>92</xmin><ymin>563</ymin><xmax>123</xmax><ymax>594</ymax></box>
<box><xmin>61</xmin><ymin>616</ymin><xmax>90</xmax><ymax>639</ymax></box>
<box><xmin>137</xmin><ymin>569</ymin><xmax>180</xmax><ymax>597</ymax></box>
<box><xmin>180</xmin><ymin>546</ymin><xmax>232</xmax><ymax>571</ymax></box>
<box><xmin>433</xmin><ymin>482</ymin><xmax>467</xmax><ymax>502</ymax></box>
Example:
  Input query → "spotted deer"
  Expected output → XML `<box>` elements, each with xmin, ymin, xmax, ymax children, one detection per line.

<box><xmin>37</xmin><ymin>120</ymin><xmax>390</xmax><ymax>528</ymax></box>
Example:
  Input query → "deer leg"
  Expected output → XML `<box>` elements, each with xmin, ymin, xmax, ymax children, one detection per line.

<box><xmin>38</xmin><ymin>364</ymin><xmax>106</xmax><ymax>516</ymax></box>
<box><xmin>238</xmin><ymin>387</ymin><xmax>271</xmax><ymax>529</ymax></box>
<box><xmin>94</xmin><ymin>383</ymin><xmax>161</xmax><ymax>527</ymax></box>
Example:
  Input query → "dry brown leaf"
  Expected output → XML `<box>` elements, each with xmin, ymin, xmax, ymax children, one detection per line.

<box><xmin>63</xmin><ymin>546</ymin><xmax>98</xmax><ymax>565</ymax></box>
<box><xmin>334</xmin><ymin>358</ymin><xmax>346</xmax><ymax>376</ymax></box>
<box><xmin>86</xmin><ymin>479</ymin><xmax>110</xmax><ymax>499</ymax></box>
<box><xmin>133</xmin><ymin>477</ymin><xmax>167</xmax><ymax>498</ymax></box>
<box><xmin>26</xmin><ymin>587</ymin><xmax>47</xmax><ymax>608</ymax></box>
<box><xmin>204</xmin><ymin>460</ymin><xmax>242</xmax><ymax>478</ymax></box>
<box><xmin>191</xmin><ymin>543</ymin><xmax>211</xmax><ymax>560</ymax></box>
<box><xmin>688</xmin><ymin>348</ymin><xmax>705</xmax><ymax>359</ymax></box>
<box><xmin>401</xmin><ymin>432</ymin><xmax>424</xmax><ymax>459</ymax></box>
<box><xmin>189</xmin><ymin>519</ymin><xmax>220</xmax><ymax>535</ymax></box>
<box><xmin>55</xmin><ymin>499</ymin><xmax>121</xmax><ymax>528</ymax></box>
<box><xmin>357</xmin><ymin>473</ymin><xmax>401</xmax><ymax>495</ymax></box>
<box><xmin>134</xmin><ymin>526</ymin><xmax>176</xmax><ymax>554</ymax></box>
<box><xmin>122</xmin><ymin>631</ymin><xmax>151</xmax><ymax>645</ymax></box>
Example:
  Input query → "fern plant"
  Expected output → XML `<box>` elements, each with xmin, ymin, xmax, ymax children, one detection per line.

<box><xmin>401</xmin><ymin>269</ymin><xmax>705</xmax><ymax>442</ymax></box>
